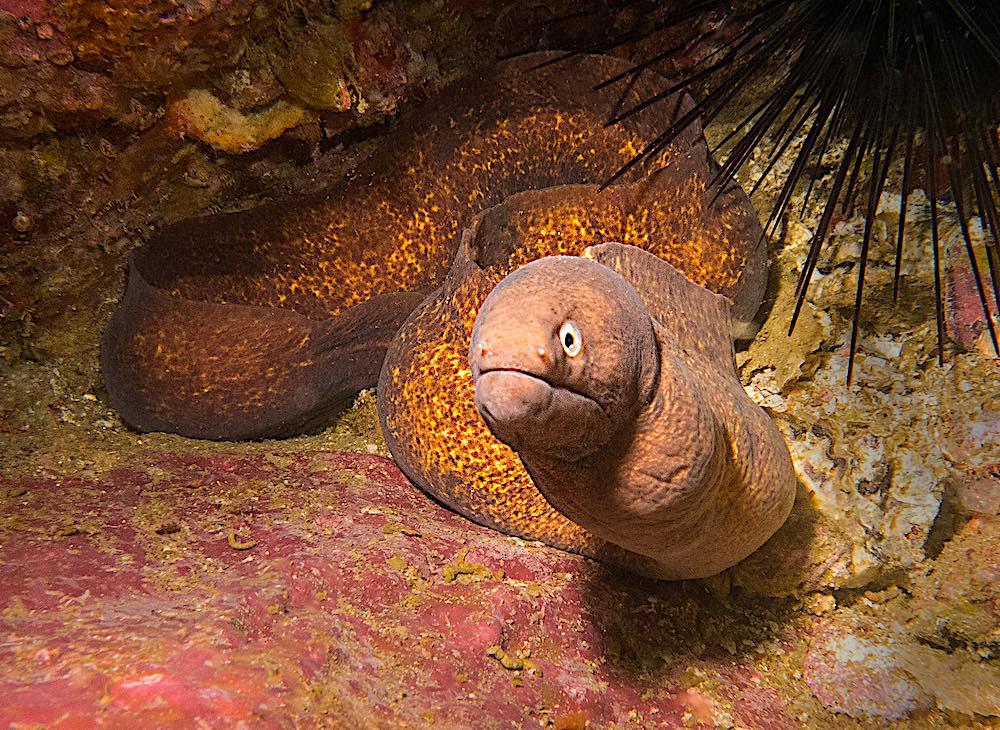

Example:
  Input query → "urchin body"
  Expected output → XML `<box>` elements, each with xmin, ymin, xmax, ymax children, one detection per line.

<box><xmin>588</xmin><ymin>0</ymin><xmax>1000</xmax><ymax>374</ymax></box>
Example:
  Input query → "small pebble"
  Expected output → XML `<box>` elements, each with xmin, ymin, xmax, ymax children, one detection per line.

<box><xmin>806</xmin><ymin>593</ymin><xmax>836</xmax><ymax>615</ymax></box>
<box><xmin>13</xmin><ymin>211</ymin><xmax>31</xmax><ymax>232</ymax></box>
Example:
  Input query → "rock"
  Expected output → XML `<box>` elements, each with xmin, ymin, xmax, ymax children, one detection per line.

<box><xmin>909</xmin><ymin>515</ymin><xmax>1000</xmax><ymax>654</ymax></box>
<box><xmin>0</xmin><ymin>450</ymin><xmax>801</xmax><ymax>728</ymax></box>
<box><xmin>737</xmin><ymin>342</ymin><xmax>949</xmax><ymax>596</ymax></box>
<box><xmin>736</xmin><ymin>191</ymin><xmax>996</xmax><ymax>595</ymax></box>
<box><xmin>270</xmin><ymin>21</ymin><xmax>360</xmax><ymax>112</ymax></box>
<box><xmin>165</xmin><ymin>89</ymin><xmax>312</xmax><ymax>154</ymax></box>
<box><xmin>733</xmin><ymin>482</ymin><xmax>866</xmax><ymax>597</ymax></box>
<box><xmin>803</xmin><ymin>611</ymin><xmax>933</xmax><ymax>721</ymax></box>
<box><xmin>943</xmin><ymin>221</ymin><xmax>1000</xmax><ymax>357</ymax></box>
<box><xmin>938</xmin><ymin>356</ymin><xmax>1000</xmax><ymax>516</ymax></box>
<box><xmin>896</xmin><ymin>644</ymin><xmax>1000</xmax><ymax>719</ymax></box>
<box><xmin>742</xmin><ymin>247</ymin><xmax>833</xmax><ymax>396</ymax></box>
<box><xmin>804</xmin><ymin>605</ymin><xmax>1000</xmax><ymax>721</ymax></box>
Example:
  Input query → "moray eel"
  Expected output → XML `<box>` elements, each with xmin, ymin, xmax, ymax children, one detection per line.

<box><xmin>466</xmin><ymin>245</ymin><xmax>795</xmax><ymax>579</ymax></box>
<box><xmin>102</xmin><ymin>51</ymin><xmax>794</xmax><ymax>577</ymax></box>
<box><xmin>377</xmin><ymin>183</ymin><xmax>795</xmax><ymax>579</ymax></box>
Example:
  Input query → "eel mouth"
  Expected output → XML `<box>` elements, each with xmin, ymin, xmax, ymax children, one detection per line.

<box><xmin>473</xmin><ymin>368</ymin><xmax>605</xmax><ymax>454</ymax></box>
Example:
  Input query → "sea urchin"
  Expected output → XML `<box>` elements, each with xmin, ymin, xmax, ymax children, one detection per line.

<box><xmin>561</xmin><ymin>0</ymin><xmax>1000</xmax><ymax>379</ymax></box>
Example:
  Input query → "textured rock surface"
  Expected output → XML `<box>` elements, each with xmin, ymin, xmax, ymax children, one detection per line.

<box><xmin>908</xmin><ymin>515</ymin><xmax>1000</xmax><ymax>654</ymax></box>
<box><xmin>803</xmin><ymin>596</ymin><xmax>1000</xmax><ymax>722</ymax></box>
<box><xmin>734</xmin><ymin>183</ymin><xmax>1000</xmax><ymax>598</ymax></box>
<box><xmin>1</xmin><ymin>2</ymin><xmax>999</xmax><ymax>727</ymax></box>
<box><xmin>803</xmin><ymin>609</ymin><xmax>933</xmax><ymax>722</ymax></box>
<box><xmin>1</xmin><ymin>449</ymin><xmax>805</xmax><ymax>728</ymax></box>
<box><xmin>0</xmin><ymin>0</ymin><xmax>588</xmax><ymax>364</ymax></box>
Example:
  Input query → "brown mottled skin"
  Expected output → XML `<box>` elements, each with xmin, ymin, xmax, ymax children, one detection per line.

<box><xmin>467</xmin><ymin>245</ymin><xmax>795</xmax><ymax>579</ymax></box>
<box><xmin>103</xmin><ymin>52</ymin><xmax>791</xmax><ymax>576</ymax></box>
<box><xmin>377</xmin><ymin>180</ymin><xmax>792</xmax><ymax>576</ymax></box>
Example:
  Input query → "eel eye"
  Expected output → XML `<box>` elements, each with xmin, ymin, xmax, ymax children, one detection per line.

<box><xmin>559</xmin><ymin>321</ymin><xmax>582</xmax><ymax>358</ymax></box>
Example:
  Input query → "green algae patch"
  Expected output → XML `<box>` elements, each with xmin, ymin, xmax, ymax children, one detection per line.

<box><xmin>270</xmin><ymin>22</ymin><xmax>357</xmax><ymax>112</ymax></box>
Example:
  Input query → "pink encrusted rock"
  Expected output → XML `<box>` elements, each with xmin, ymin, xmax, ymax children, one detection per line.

<box><xmin>945</xmin><ymin>252</ymin><xmax>1000</xmax><ymax>356</ymax></box>
<box><xmin>804</xmin><ymin>601</ymin><xmax>1000</xmax><ymax>721</ymax></box>
<box><xmin>352</xmin><ymin>7</ymin><xmax>414</xmax><ymax>115</ymax></box>
<box><xmin>803</xmin><ymin>612</ymin><xmax>932</xmax><ymax>721</ymax></box>
<box><xmin>910</xmin><ymin>516</ymin><xmax>1000</xmax><ymax>651</ymax></box>
<box><xmin>0</xmin><ymin>450</ymin><xmax>801</xmax><ymax>728</ymax></box>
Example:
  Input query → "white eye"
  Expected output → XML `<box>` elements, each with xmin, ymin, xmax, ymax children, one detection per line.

<box><xmin>559</xmin><ymin>320</ymin><xmax>582</xmax><ymax>358</ymax></box>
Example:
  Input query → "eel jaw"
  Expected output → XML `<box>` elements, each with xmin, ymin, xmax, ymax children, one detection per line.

<box><xmin>473</xmin><ymin>368</ymin><xmax>608</xmax><ymax>458</ymax></box>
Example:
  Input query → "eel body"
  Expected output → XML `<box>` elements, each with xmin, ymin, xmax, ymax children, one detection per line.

<box><xmin>102</xmin><ymin>52</ymin><xmax>738</xmax><ymax>439</ymax></box>
<box><xmin>103</xmin><ymin>52</ymin><xmax>791</xmax><ymax>577</ymax></box>
<box><xmin>376</xmin><ymin>175</ymin><xmax>792</xmax><ymax>577</ymax></box>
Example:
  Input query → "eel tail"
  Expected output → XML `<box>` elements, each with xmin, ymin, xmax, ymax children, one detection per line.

<box><xmin>100</xmin><ymin>256</ymin><xmax>424</xmax><ymax>440</ymax></box>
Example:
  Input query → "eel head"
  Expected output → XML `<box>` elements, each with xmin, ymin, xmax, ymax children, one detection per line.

<box><xmin>469</xmin><ymin>254</ymin><xmax>659</xmax><ymax>460</ymax></box>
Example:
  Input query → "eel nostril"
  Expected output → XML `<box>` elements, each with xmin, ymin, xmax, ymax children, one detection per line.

<box><xmin>476</xmin><ymin>340</ymin><xmax>488</xmax><ymax>357</ymax></box>
<box><xmin>536</xmin><ymin>345</ymin><xmax>547</xmax><ymax>361</ymax></box>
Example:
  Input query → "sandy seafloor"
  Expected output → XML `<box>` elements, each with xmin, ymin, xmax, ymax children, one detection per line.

<box><xmin>1</xmin><ymin>44</ymin><xmax>999</xmax><ymax>729</ymax></box>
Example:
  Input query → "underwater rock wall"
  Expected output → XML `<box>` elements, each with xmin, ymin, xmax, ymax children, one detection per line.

<box><xmin>0</xmin><ymin>0</ymin><xmax>591</xmax><ymax>363</ymax></box>
<box><xmin>0</xmin><ymin>449</ymin><xmax>809</xmax><ymax>728</ymax></box>
<box><xmin>0</xmin><ymin>1</ymin><xmax>998</xmax><ymax>726</ymax></box>
<box><xmin>735</xmin><ymin>183</ymin><xmax>1000</xmax><ymax>597</ymax></box>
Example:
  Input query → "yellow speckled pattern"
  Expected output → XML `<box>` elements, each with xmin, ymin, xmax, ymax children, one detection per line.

<box><xmin>378</xmin><ymin>174</ymin><xmax>766</xmax><ymax>558</ymax></box>
<box><xmin>104</xmin><ymin>51</ymin><xmax>755</xmax><ymax>440</ymax></box>
<box><xmin>381</xmin><ymin>248</ymin><xmax>590</xmax><ymax>551</ymax></box>
<box><xmin>136</xmin><ymin>56</ymin><xmax>703</xmax><ymax>322</ymax></box>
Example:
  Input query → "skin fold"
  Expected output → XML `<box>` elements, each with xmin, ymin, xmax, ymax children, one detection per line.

<box><xmin>102</xmin><ymin>51</ymin><xmax>790</xmax><ymax>576</ymax></box>
<box><xmin>102</xmin><ymin>51</ymin><xmax>765</xmax><ymax>439</ymax></box>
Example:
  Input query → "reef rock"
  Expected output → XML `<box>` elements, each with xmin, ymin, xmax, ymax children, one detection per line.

<box><xmin>0</xmin><ymin>449</ymin><xmax>802</xmax><ymax>728</ymax></box>
<box><xmin>909</xmin><ymin>515</ymin><xmax>1000</xmax><ymax>654</ymax></box>
<box><xmin>735</xmin><ymin>188</ymin><xmax>1000</xmax><ymax>597</ymax></box>
<box><xmin>804</xmin><ymin>602</ymin><xmax>1000</xmax><ymax>721</ymax></box>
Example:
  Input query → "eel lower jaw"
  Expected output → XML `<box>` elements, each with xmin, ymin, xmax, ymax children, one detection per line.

<box><xmin>473</xmin><ymin>368</ymin><xmax>608</xmax><ymax>457</ymax></box>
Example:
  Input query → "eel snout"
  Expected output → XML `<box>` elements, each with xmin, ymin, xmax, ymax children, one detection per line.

<box><xmin>469</xmin><ymin>255</ymin><xmax>659</xmax><ymax>460</ymax></box>
<box><xmin>473</xmin><ymin>368</ymin><xmax>607</xmax><ymax>456</ymax></box>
